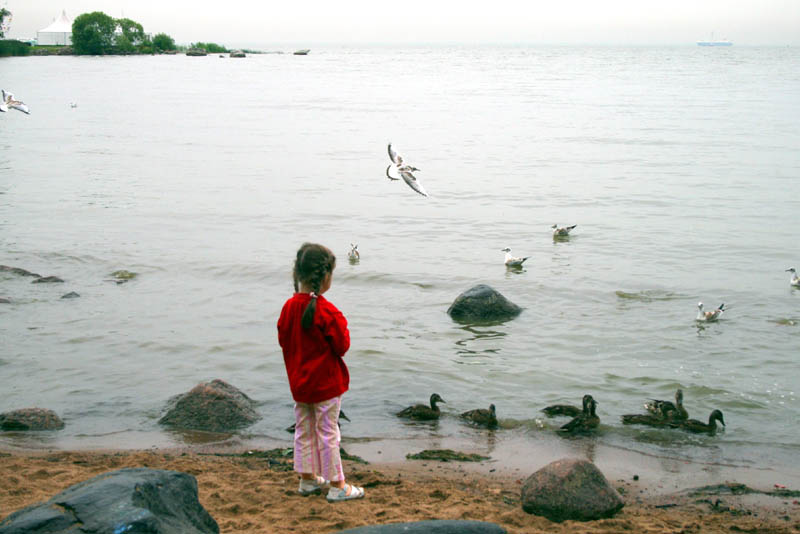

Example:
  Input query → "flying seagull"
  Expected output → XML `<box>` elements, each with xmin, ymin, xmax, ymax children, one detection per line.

<box><xmin>386</xmin><ymin>143</ymin><xmax>428</xmax><ymax>197</ymax></box>
<box><xmin>1</xmin><ymin>90</ymin><xmax>30</xmax><ymax>114</ymax></box>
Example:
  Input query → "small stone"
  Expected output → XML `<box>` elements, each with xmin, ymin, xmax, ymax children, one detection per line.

<box><xmin>32</xmin><ymin>276</ymin><xmax>64</xmax><ymax>283</ymax></box>
<box><xmin>61</xmin><ymin>291</ymin><xmax>80</xmax><ymax>299</ymax></box>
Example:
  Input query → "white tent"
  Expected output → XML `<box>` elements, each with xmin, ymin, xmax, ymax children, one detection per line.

<box><xmin>37</xmin><ymin>10</ymin><xmax>72</xmax><ymax>46</ymax></box>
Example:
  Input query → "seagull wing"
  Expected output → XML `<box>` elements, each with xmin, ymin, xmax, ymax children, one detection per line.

<box><xmin>0</xmin><ymin>102</ymin><xmax>7</xmax><ymax>113</ymax></box>
<box><xmin>9</xmin><ymin>101</ymin><xmax>30</xmax><ymax>114</ymax></box>
<box><xmin>388</xmin><ymin>143</ymin><xmax>401</xmax><ymax>165</ymax></box>
<box><xmin>399</xmin><ymin>169</ymin><xmax>428</xmax><ymax>197</ymax></box>
<box><xmin>385</xmin><ymin>164</ymin><xmax>400</xmax><ymax>181</ymax></box>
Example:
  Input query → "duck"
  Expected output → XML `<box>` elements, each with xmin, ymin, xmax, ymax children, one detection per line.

<box><xmin>559</xmin><ymin>397</ymin><xmax>599</xmax><ymax>433</ymax></box>
<box><xmin>551</xmin><ymin>224</ymin><xmax>577</xmax><ymax>238</ymax></box>
<box><xmin>542</xmin><ymin>394</ymin><xmax>593</xmax><ymax>418</ymax></box>
<box><xmin>286</xmin><ymin>410</ymin><xmax>350</xmax><ymax>433</ymax></box>
<box><xmin>348</xmin><ymin>243</ymin><xmax>360</xmax><ymax>262</ymax></box>
<box><xmin>644</xmin><ymin>388</ymin><xmax>688</xmax><ymax>421</ymax></box>
<box><xmin>669</xmin><ymin>409</ymin><xmax>725</xmax><ymax>435</ymax></box>
<box><xmin>621</xmin><ymin>413</ymin><xmax>672</xmax><ymax>427</ymax></box>
<box><xmin>460</xmin><ymin>403</ymin><xmax>498</xmax><ymax>428</ymax></box>
<box><xmin>396</xmin><ymin>393</ymin><xmax>445</xmax><ymax>420</ymax></box>
<box><xmin>696</xmin><ymin>302</ymin><xmax>724</xmax><ymax>322</ymax></box>
<box><xmin>501</xmin><ymin>247</ymin><xmax>529</xmax><ymax>268</ymax></box>
<box><xmin>787</xmin><ymin>268</ymin><xmax>800</xmax><ymax>288</ymax></box>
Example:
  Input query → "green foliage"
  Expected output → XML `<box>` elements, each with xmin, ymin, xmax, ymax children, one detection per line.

<box><xmin>0</xmin><ymin>39</ymin><xmax>31</xmax><ymax>57</ymax></box>
<box><xmin>191</xmin><ymin>41</ymin><xmax>228</xmax><ymax>53</ymax></box>
<box><xmin>116</xmin><ymin>18</ymin><xmax>145</xmax><ymax>46</ymax></box>
<box><xmin>152</xmin><ymin>33</ymin><xmax>176</xmax><ymax>51</ymax></box>
<box><xmin>0</xmin><ymin>8</ymin><xmax>10</xmax><ymax>39</ymax></box>
<box><xmin>72</xmin><ymin>11</ymin><xmax>116</xmax><ymax>55</ymax></box>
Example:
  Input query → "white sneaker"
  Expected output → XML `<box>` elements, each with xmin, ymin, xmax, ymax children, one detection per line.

<box><xmin>326</xmin><ymin>483</ymin><xmax>365</xmax><ymax>502</ymax></box>
<box><xmin>298</xmin><ymin>476</ymin><xmax>328</xmax><ymax>495</ymax></box>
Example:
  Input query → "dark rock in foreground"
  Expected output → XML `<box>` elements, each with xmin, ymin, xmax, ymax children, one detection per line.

<box><xmin>521</xmin><ymin>458</ymin><xmax>624</xmax><ymax>522</ymax></box>
<box><xmin>158</xmin><ymin>379</ymin><xmax>260</xmax><ymax>433</ymax></box>
<box><xmin>335</xmin><ymin>520</ymin><xmax>506</xmax><ymax>534</ymax></box>
<box><xmin>0</xmin><ymin>468</ymin><xmax>219</xmax><ymax>534</ymax></box>
<box><xmin>447</xmin><ymin>284</ymin><xmax>521</xmax><ymax>324</ymax></box>
<box><xmin>31</xmin><ymin>276</ymin><xmax>64</xmax><ymax>284</ymax></box>
<box><xmin>0</xmin><ymin>265</ymin><xmax>41</xmax><ymax>278</ymax></box>
<box><xmin>0</xmin><ymin>408</ymin><xmax>65</xmax><ymax>431</ymax></box>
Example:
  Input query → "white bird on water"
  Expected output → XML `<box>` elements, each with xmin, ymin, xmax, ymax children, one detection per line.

<box><xmin>386</xmin><ymin>143</ymin><xmax>428</xmax><ymax>197</ymax></box>
<box><xmin>787</xmin><ymin>268</ymin><xmax>800</xmax><ymax>288</ymax></box>
<box><xmin>696</xmin><ymin>302</ymin><xmax>724</xmax><ymax>322</ymax></box>
<box><xmin>501</xmin><ymin>247</ymin><xmax>529</xmax><ymax>268</ymax></box>
<box><xmin>1</xmin><ymin>90</ymin><xmax>30</xmax><ymax>114</ymax></box>
<box><xmin>348</xmin><ymin>243</ymin><xmax>360</xmax><ymax>262</ymax></box>
<box><xmin>552</xmin><ymin>224</ymin><xmax>577</xmax><ymax>237</ymax></box>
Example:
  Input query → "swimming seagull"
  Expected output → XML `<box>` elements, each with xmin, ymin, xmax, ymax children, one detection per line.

<box><xmin>501</xmin><ymin>247</ymin><xmax>529</xmax><ymax>268</ymax></box>
<box><xmin>552</xmin><ymin>224</ymin><xmax>577</xmax><ymax>237</ymax></box>
<box><xmin>787</xmin><ymin>268</ymin><xmax>800</xmax><ymax>288</ymax></box>
<box><xmin>1</xmin><ymin>90</ymin><xmax>30</xmax><ymax>114</ymax></box>
<box><xmin>696</xmin><ymin>302</ymin><xmax>724</xmax><ymax>322</ymax></box>
<box><xmin>348</xmin><ymin>243</ymin><xmax>360</xmax><ymax>262</ymax></box>
<box><xmin>386</xmin><ymin>143</ymin><xmax>428</xmax><ymax>197</ymax></box>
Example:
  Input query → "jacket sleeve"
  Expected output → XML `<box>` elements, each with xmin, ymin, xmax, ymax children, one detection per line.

<box><xmin>321</xmin><ymin>305</ymin><xmax>350</xmax><ymax>358</ymax></box>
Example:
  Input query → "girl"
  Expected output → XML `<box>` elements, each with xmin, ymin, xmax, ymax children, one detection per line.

<box><xmin>277</xmin><ymin>243</ymin><xmax>365</xmax><ymax>502</ymax></box>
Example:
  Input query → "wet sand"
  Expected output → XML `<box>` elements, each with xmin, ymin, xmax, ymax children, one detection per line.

<box><xmin>2</xmin><ymin>444</ymin><xmax>799</xmax><ymax>533</ymax></box>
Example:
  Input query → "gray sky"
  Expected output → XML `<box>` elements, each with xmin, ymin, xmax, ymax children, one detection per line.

<box><xmin>5</xmin><ymin>0</ymin><xmax>800</xmax><ymax>46</ymax></box>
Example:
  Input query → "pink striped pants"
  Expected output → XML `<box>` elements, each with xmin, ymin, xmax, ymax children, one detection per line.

<box><xmin>293</xmin><ymin>395</ymin><xmax>344</xmax><ymax>482</ymax></box>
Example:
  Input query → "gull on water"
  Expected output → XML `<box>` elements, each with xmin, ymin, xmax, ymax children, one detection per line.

<box><xmin>386</xmin><ymin>143</ymin><xmax>428</xmax><ymax>197</ymax></box>
<box><xmin>787</xmin><ymin>268</ymin><xmax>800</xmax><ymax>288</ymax></box>
<box><xmin>696</xmin><ymin>302</ymin><xmax>724</xmax><ymax>322</ymax></box>
<box><xmin>501</xmin><ymin>247</ymin><xmax>529</xmax><ymax>268</ymax></box>
<box><xmin>348</xmin><ymin>243</ymin><xmax>360</xmax><ymax>262</ymax></box>
<box><xmin>551</xmin><ymin>224</ymin><xmax>577</xmax><ymax>237</ymax></box>
<box><xmin>1</xmin><ymin>90</ymin><xmax>30</xmax><ymax>114</ymax></box>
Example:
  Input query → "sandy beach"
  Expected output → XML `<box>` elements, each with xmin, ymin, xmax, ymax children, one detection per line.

<box><xmin>2</xmin><ymin>446</ymin><xmax>799</xmax><ymax>533</ymax></box>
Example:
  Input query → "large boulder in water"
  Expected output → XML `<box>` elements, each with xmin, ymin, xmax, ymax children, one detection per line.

<box><xmin>0</xmin><ymin>468</ymin><xmax>219</xmax><ymax>534</ymax></box>
<box><xmin>447</xmin><ymin>284</ymin><xmax>522</xmax><ymax>324</ymax></box>
<box><xmin>520</xmin><ymin>458</ymin><xmax>624</xmax><ymax>522</ymax></box>
<box><xmin>158</xmin><ymin>379</ymin><xmax>260</xmax><ymax>433</ymax></box>
<box><xmin>0</xmin><ymin>408</ymin><xmax>65</xmax><ymax>431</ymax></box>
<box><xmin>335</xmin><ymin>520</ymin><xmax>506</xmax><ymax>533</ymax></box>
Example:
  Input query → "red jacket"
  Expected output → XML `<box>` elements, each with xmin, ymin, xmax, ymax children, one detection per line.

<box><xmin>277</xmin><ymin>293</ymin><xmax>350</xmax><ymax>403</ymax></box>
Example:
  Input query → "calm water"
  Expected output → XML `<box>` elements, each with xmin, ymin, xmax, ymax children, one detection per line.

<box><xmin>1</xmin><ymin>47</ymin><xmax>799</xmax><ymax>479</ymax></box>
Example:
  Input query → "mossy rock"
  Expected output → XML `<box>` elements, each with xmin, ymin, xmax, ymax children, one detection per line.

<box><xmin>111</xmin><ymin>270</ymin><xmax>138</xmax><ymax>280</ymax></box>
<box><xmin>406</xmin><ymin>449</ymin><xmax>490</xmax><ymax>462</ymax></box>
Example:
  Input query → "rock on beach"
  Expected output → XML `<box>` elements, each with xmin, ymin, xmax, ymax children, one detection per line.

<box><xmin>447</xmin><ymin>284</ymin><xmax>522</xmax><ymax>324</ymax></box>
<box><xmin>158</xmin><ymin>379</ymin><xmax>260</xmax><ymax>433</ymax></box>
<box><xmin>0</xmin><ymin>467</ymin><xmax>219</xmax><ymax>534</ymax></box>
<box><xmin>520</xmin><ymin>458</ymin><xmax>624</xmax><ymax>522</ymax></box>
<box><xmin>0</xmin><ymin>408</ymin><xmax>65</xmax><ymax>431</ymax></box>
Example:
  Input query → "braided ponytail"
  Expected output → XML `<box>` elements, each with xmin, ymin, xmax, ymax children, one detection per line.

<box><xmin>293</xmin><ymin>243</ymin><xmax>336</xmax><ymax>329</ymax></box>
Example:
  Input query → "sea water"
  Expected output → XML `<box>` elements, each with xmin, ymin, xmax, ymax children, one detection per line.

<box><xmin>1</xmin><ymin>46</ymin><xmax>799</xmax><ymax>483</ymax></box>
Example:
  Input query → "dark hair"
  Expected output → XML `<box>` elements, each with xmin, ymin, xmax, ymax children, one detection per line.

<box><xmin>293</xmin><ymin>243</ymin><xmax>336</xmax><ymax>329</ymax></box>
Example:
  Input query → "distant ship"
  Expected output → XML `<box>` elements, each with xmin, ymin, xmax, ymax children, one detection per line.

<box><xmin>697</xmin><ymin>33</ymin><xmax>732</xmax><ymax>46</ymax></box>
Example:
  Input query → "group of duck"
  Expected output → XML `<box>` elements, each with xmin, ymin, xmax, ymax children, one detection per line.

<box><xmin>394</xmin><ymin>389</ymin><xmax>725</xmax><ymax>436</ymax></box>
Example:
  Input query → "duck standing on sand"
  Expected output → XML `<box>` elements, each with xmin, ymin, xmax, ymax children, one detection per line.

<box><xmin>644</xmin><ymin>388</ymin><xmax>689</xmax><ymax>421</ymax></box>
<box><xmin>669</xmin><ymin>409</ymin><xmax>725</xmax><ymax>435</ymax></box>
<box><xmin>696</xmin><ymin>302</ymin><xmax>724</xmax><ymax>322</ymax></box>
<box><xmin>460</xmin><ymin>403</ymin><xmax>498</xmax><ymax>429</ymax></box>
<box><xmin>551</xmin><ymin>224</ymin><xmax>577</xmax><ymax>238</ymax></box>
<box><xmin>501</xmin><ymin>247</ymin><xmax>529</xmax><ymax>268</ymax></box>
<box><xmin>559</xmin><ymin>397</ymin><xmax>599</xmax><ymax>433</ymax></box>
<box><xmin>787</xmin><ymin>268</ymin><xmax>800</xmax><ymax>288</ymax></box>
<box><xmin>542</xmin><ymin>394</ymin><xmax>593</xmax><ymax>418</ymax></box>
<box><xmin>396</xmin><ymin>393</ymin><xmax>445</xmax><ymax>420</ymax></box>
